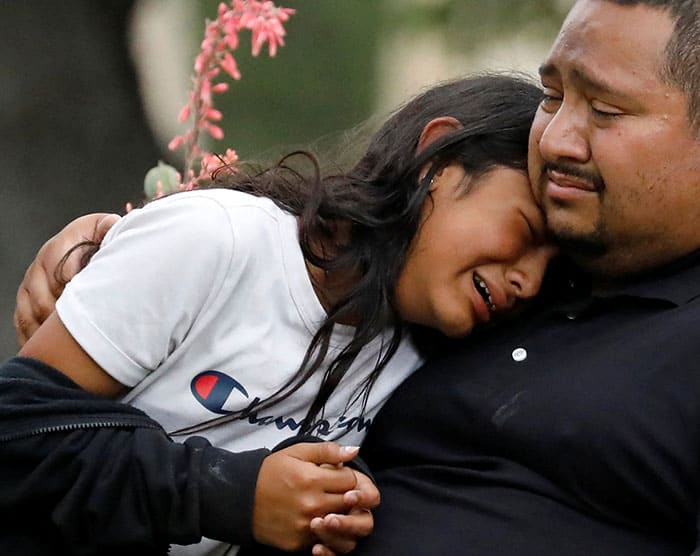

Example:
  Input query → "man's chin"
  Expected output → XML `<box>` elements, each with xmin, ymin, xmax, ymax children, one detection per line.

<box><xmin>549</xmin><ymin>229</ymin><xmax>608</xmax><ymax>262</ymax></box>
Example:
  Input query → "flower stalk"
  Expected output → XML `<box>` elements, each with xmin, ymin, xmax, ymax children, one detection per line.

<box><xmin>141</xmin><ymin>0</ymin><xmax>295</xmax><ymax>206</ymax></box>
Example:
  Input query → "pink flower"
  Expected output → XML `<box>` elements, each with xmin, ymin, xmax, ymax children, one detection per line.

<box><xmin>162</xmin><ymin>0</ymin><xmax>294</xmax><ymax>193</ymax></box>
<box><xmin>199</xmin><ymin>79</ymin><xmax>212</xmax><ymax>105</ymax></box>
<box><xmin>206</xmin><ymin>108</ymin><xmax>223</xmax><ymax>121</ymax></box>
<box><xmin>201</xmin><ymin>153</ymin><xmax>222</xmax><ymax>174</ymax></box>
<box><xmin>222</xmin><ymin>148</ymin><xmax>238</xmax><ymax>165</ymax></box>
<box><xmin>220</xmin><ymin>52</ymin><xmax>241</xmax><ymax>80</ymax></box>
<box><xmin>206</xmin><ymin>123</ymin><xmax>224</xmax><ymax>140</ymax></box>
<box><xmin>168</xmin><ymin>135</ymin><xmax>184</xmax><ymax>151</ymax></box>
<box><xmin>177</xmin><ymin>105</ymin><xmax>191</xmax><ymax>123</ymax></box>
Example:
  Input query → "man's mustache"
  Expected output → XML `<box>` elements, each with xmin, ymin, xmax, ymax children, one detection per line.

<box><xmin>542</xmin><ymin>162</ymin><xmax>606</xmax><ymax>193</ymax></box>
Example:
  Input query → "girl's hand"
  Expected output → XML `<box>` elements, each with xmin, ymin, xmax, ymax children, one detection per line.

<box><xmin>14</xmin><ymin>213</ymin><xmax>120</xmax><ymax>346</ymax></box>
<box><xmin>252</xmin><ymin>442</ymin><xmax>361</xmax><ymax>551</ymax></box>
<box><xmin>310</xmin><ymin>509</ymin><xmax>374</xmax><ymax>556</ymax></box>
<box><xmin>310</xmin><ymin>470</ymin><xmax>380</xmax><ymax>555</ymax></box>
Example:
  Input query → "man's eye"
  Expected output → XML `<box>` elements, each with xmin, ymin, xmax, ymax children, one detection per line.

<box><xmin>591</xmin><ymin>103</ymin><xmax>623</xmax><ymax>119</ymax></box>
<box><xmin>540</xmin><ymin>93</ymin><xmax>561</xmax><ymax>111</ymax></box>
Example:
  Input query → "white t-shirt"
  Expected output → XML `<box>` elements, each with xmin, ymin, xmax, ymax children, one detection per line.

<box><xmin>56</xmin><ymin>189</ymin><xmax>423</xmax><ymax>555</ymax></box>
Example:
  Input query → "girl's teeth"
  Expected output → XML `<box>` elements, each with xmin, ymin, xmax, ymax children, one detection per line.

<box><xmin>475</xmin><ymin>276</ymin><xmax>496</xmax><ymax>311</ymax></box>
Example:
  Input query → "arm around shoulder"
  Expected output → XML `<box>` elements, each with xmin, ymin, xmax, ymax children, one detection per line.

<box><xmin>20</xmin><ymin>192</ymin><xmax>238</xmax><ymax>394</ymax></box>
<box><xmin>14</xmin><ymin>212</ymin><xmax>120</xmax><ymax>347</ymax></box>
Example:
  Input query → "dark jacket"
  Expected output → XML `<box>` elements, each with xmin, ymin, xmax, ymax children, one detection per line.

<box><xmin>0</xmin><ymin>356</ymin><xmax>269</xmax><ymax>555</ymax></box>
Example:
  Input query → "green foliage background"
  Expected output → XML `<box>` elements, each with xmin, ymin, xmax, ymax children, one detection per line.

<box><xmin>191</xmin><ymin>0</ymin><xmax>573</xmax><ymax>161</ymax></box>
<box><xmin>196</xmin><ymin>0</ymin><xmax>381</xmax><ymax>160</ymax></box>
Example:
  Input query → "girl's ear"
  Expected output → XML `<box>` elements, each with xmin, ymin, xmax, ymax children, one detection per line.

<box><xmin>416</xmin><ymin>116</ymin><xmax>462</xmax><ymax>154</ymax></box>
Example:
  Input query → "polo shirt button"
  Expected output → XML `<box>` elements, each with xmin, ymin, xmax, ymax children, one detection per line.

<box><xmin>512</xmin><ymin>347</ymin><xmax>527</xmax><ymax>362</ymax></box>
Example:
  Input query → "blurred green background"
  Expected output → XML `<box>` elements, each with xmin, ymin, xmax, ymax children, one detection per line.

<box><xmin>0</xmin><ymin>0</ymin><xmax>573</xmax><ymax>359</ymax></box>
<box><xmin>151</xmin><ymin>0</ymin><xmax>572</xmax><ymax>162</ymax></box>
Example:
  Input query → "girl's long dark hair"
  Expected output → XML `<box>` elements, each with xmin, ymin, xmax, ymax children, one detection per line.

<box><xmin>62</xmin><ymin>74</ymin><xmax>543</xmax><ymax>437</ymax></box>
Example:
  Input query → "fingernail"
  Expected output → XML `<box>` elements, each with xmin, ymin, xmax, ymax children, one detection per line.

<box><xmin>310</xmin><ymin>517</ymin><xmax>323</xmax><ymax>529</ymax></box>
<box><xmin>342</xmin><ymin>445</ymin><xmax>360</xmax><ymax>454</ymax></box>
<box><xmin>345</xmin><ymin>490</ymin><xmax>360</xmax><ymax>505</ymax></box>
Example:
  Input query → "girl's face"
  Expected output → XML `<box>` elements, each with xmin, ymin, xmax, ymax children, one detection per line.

<box><xmin>395</xmin><ymin>164</ymin><xmax>557</xmax><ymax>337</ymax></box>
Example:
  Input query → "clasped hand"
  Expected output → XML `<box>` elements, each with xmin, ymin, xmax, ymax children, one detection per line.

<box><xmin>254</xmin><ymin>442</ymin><xmax>379</xmax><ymax>555</ymax></box>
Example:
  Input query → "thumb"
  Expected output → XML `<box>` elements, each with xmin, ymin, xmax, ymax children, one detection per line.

<box><xmin>93</xmin><ymin>213</ymin><xmax>121</xmax><ymax>243</ymax></box>
<box><xmin>285</xmin><ymin>442</ymin><xmax>360</xmax><ymax>466</ymax></box>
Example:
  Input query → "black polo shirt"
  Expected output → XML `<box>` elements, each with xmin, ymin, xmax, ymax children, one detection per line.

<box><xmin>357</xmin><ymin>253</ymin><xmax>700</xmax><ymax>555</ymax></box>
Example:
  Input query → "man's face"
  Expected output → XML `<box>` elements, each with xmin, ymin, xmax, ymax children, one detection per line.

<box><xmin>528</xmin><ymin>0</ymin><xmax>700</xmax><ymax>278</ymax></box>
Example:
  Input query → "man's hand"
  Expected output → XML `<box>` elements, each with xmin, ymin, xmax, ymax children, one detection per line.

<box><xmin>14</xmin><ymin>213</ymin><xmax>120</xmax><ymax>346</ymax></box>
<box><xmin>252</xmin><ymin>442</ymin><xmax>362</xmax><ymax>552</ymax></box>
<box><xmin>310</xmin><ymin>469</ymin><xmax>380</xmax><ymax>556</ymax></box>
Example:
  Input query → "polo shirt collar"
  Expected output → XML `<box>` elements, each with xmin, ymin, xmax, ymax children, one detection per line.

<box><xmin>592</xmin><ymin>247</ymin><xmax>700</xmax><ymax>306</ymax></box>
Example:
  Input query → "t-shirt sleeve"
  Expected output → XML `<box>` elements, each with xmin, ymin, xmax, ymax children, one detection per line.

<box><xmin>56</xmin><ymin>193</ymin><xmax>236</xmax><ymax>387</ymax></box>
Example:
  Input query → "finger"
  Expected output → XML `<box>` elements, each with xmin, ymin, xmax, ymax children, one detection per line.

<box><xmin>14</xmin><ymin>287</ymin><xmax>37</xmax><ymax>346</ymax></box>
<box><xmin>312</xmin><ymin>520</ymin><xmax>358</xmax><ymax>555</ymax></box>
<box><xmin>310</xmin><ymin>491</ymin><xmax>357</xmax><ymax>516</ymax></box>
<box><xmin>14</xmin><ymin>212</ymin><xmax>118</xmax><ymax>348</ymax></box>
<box><xmin>14</xmin><ymin>262</ymin><xmax>57</xmax><ymax>346</ymax></box>
<box><xmin>274</xmin><ymin>446</ymin><xmax>358</xmax><ymax>494</ymax></box>
<box><xmin>323</xmin><ymin>511</ymin><xmax>374</xmax><ymax>538</ymax></box>
<box><xmin>313</xmin><ymin>465</ymin><xmax>358</xmax><ymax>495</ymax></box>
<box><xmin>312</xmin><ymin>542</ymin><xmax>338</xmax><ymax>556</ymax></box>
<box><xmin>310</xmin><ymin>512</ymin><xmax>373</xmax><ymax>554</ymax></box>
<box><xmin>49</xmin><ymin>240</ymin><xmax>90</xmax><ymax>288</ymax></box>
<box><xmin>93</xmin><ymin>213</ymin><xmax>120</xmax><ymax>243</ymax></box>
<box><xmin>345</xmin><ymin>471</ymin><xmax>380</xmax><ymax>509</ymax></box>
<box><xmin>343</xmin><ymin>488</ymin><xmax>380</xmax><ymax>509</ymax></box>
<box><xmin>320</xmin><ymin>462</ymin><xmax>343</xmax><ymax>470</ymax></box>
<box><xmin>286</xmin><ymin>442</ymin><xmax>360</xmax><ymax>466</ymax></box>
<box><xmin>47</xmin><ymin>212</ymin><xmax>118</xmax><ymax>287</ymax></box>
<box><xmin>26</xmin><ymin>259</ymin><xmax>62</xmax><ymax>316</ymax></box>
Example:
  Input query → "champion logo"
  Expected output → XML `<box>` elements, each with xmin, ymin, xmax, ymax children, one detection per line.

<box><xmin>190</xmin><ymin>370</ymin><xmax>249</xmax><ymax>414</ymax></box>
<box><xmin>189</xmin><ymin>370</ymin><xmax>373</xmax><ymax>437</ymax></box>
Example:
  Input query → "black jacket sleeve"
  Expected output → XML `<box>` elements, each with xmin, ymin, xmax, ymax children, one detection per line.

<box><xmin>0</xmin><ymin>356</ymin><xmax>269</xmax><ymax>555</ymax></box>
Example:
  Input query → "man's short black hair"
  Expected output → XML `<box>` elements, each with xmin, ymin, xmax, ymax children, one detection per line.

<box><xmin>604</xmin><ymin>0</ymin><xmax>699</xmax><ymax>134</ymax></box>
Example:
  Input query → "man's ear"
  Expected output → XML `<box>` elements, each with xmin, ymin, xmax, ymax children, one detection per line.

<box><xmin>417</xmin><ymin>116</ymin><xmax>462</xmax><ymax>154</ymax></box>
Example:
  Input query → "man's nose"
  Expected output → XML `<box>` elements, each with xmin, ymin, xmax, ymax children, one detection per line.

<box><xmin>537</xmin><ymin>102</ymin><xmax>591</xmax><ymax>164</ymax></box>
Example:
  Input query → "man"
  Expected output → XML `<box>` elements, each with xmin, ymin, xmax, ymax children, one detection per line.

<box><xmin>354</xmin><ymin>0</ymin><xmax>700</xmax><ymax>554</ymax></box>
<box><xmin>13</xmin><ymin>0</ymin><xmax>700</xmax><ymax>554</ymax></box>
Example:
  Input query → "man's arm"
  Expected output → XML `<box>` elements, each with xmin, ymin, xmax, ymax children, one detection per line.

<box><xmin>14</xmin><ymin>212</ymin><xmax>120</xmax><ymax>346</ymax></box>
